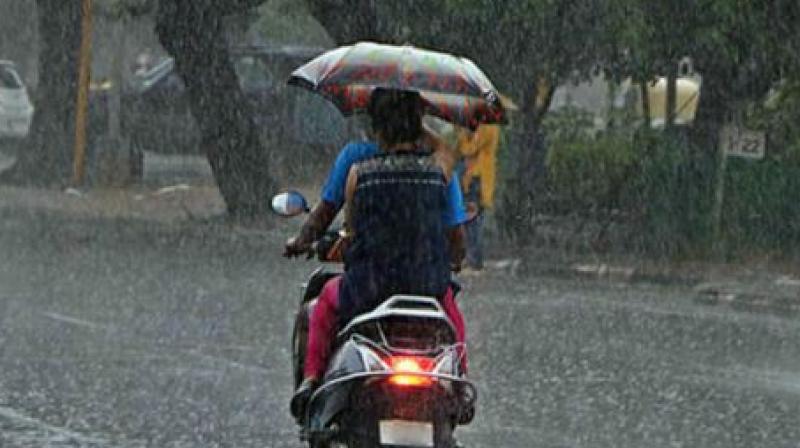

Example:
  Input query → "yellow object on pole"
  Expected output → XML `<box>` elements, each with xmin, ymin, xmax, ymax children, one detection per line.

<box><xmin>637</xmin><ymin>77</ymin><xmax>701</xmax><ymax>128</ymax></box>
<box><xmin>72</xmin><ymin>0</ymin><xmax>93</xmax><ymax>186</ymax></box>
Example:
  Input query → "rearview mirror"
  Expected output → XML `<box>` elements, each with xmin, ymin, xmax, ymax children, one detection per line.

<box><xmin>271</xmin><ymin>191</ymin><xmax>309</xmax><ymax>217</ymax></box>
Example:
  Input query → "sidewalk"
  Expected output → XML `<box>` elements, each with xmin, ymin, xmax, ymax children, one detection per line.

<box><xmin>0</xmin><ymin>148</ymin><xmax>229</xmax><ymax>223</ymax></box>
<box><xmin>0</xmin><ymin>183</ymin><xmax>227</xmax><ymax>223</ymax></box>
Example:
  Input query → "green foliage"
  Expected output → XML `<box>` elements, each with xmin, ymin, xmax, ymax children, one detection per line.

<box><xmin>749</xmin><ymin>81</ymin><xmax>800</xmax><ymax>163</ymax></box>
<box><xmin>325</xmin><ymin>0</ymin><xmax>615</xmax><ymax>106</ymax></box>
<box><xmin>542</xmin><ymin>107</ymin><xmax>636</xmax><ymax>212</ymax></box>
<box><xmin>720</xmin><ymin>83</ymin><xmax>800</xmax><ymax>254</ymax></box>
<box><xmin>250</xmin><ymin>0</ymin><xmax>332</xmax><ymax>46</ymax></box>
<box><xmin>621</xmin><ymin>132</ymin><xmax>715</xmax><ymax>256</ymax></box>
<box><xmin>606</xmin><ymin>0</ymin><xmax>799</xmax><ymax>104</ymax></box>
<box><xmin>537</xmin><ymin>110</ymin><xmax>717</xmax><ymax>257</ymax></box>
<box><xmin>302</xmin><ymin>0</ymin><xmax>800</xmax><ymax>256</ymax></box>
<box><xmin>541</xmin><ymin>107</ymin><xmax>595</xmax><ymax>143</ymax></box>
<box><xmin>440</xmin><ymin>0</ymin><xmax>611</xmax><ymax>94</ymax></box>
<box><xmin>618</xmin><ymin>131</ymin><xmax>799</xmax><ymax>259</ymax></box>
<box><xmin>524</xmin><ymin>103</ymin><xmax>799</xmax><ymax>258</ymax></box>
<box><xmin>722</xmin><ymin>157</ymin><xmax>800</xmax><ymax>254</ymax></box>
<box><xmin>545</xmin><ymin>130</ymin><xmax>636</xmax><ymax>210</ymax></box>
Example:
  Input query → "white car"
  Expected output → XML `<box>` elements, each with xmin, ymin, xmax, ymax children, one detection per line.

<box><xmin>0</xmin><ymin>60</ymin><xmax>34</xmax><ymax>139</ymax></box>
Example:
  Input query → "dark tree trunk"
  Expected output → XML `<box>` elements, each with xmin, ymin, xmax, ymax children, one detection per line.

<box><xmin>2</xmin><ymin>0</ymin><xmax>81</xmax><ymax>186</ymax></box>
<box><xmin>155</xmin><ymin>0</ymin><xmax>273</xmax><ymax>217</ymax></box>
<box><xmin>500</xmin><ymin>80</ymin><xmax>555</xmax><ymax>243</ymax></box>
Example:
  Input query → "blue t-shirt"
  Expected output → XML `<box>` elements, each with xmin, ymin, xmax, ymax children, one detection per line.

<box><xmin>321</xmin><ymin>141</ymin><xmax>467</xmax><ymax>227</ymax></box>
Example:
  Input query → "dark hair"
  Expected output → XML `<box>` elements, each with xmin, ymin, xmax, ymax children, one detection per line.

<box><xmin>367</xmin><ymin>88</ymin><xmax>424</xmax><ymax>146</ymax></box>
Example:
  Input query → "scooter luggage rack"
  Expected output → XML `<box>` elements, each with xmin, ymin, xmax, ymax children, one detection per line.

<box><xmin>355</xmin><ymin>332</ymin><xmax>441</xmax><ymax>358</ymax></box>
<box><xmin>350</xmin><ymin>333</ymin><xmax>467</xmax><ymax>365</ymax></box>
<box><xmin>337</xmin><ymin>295</ymin><xmax>456</xmax><ymax>339</ymax></box>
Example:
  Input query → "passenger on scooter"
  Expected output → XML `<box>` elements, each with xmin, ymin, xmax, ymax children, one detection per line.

<box><xmin>284</xmin><ymin>88</ymin><xmax>469</xmax><ymax>420</ymax></box>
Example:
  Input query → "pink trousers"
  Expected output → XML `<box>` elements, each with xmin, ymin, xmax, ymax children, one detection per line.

<box><xmin>304</xmin><ymin>275</ymin><xmax>467</xmax><ymax>379</ymax></box>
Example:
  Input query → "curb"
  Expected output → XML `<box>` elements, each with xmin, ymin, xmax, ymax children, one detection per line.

<box><xmin>519</xmin><ymin>260</ymin><xmax>703</xmax><ymax>286</ymax></box>
<box><xmin>694</xmin><ymin>285</ymin><xmax>800</xmax><ymax>315</ymax></box>
<box><xmin>516</xmin><ymin>258</ymin><xmax>800</xmax><ymax>315</ymax></box>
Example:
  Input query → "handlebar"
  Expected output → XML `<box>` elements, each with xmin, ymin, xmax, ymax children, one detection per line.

<box><xmin>291</xmin><ymin>229</ymin><xmax>461</xmax><ymax>272</ymax></box>
<box><xmin>307</xmin><ymin>230</ymin><xmax>345</xmax><ymax>262</ymax></box>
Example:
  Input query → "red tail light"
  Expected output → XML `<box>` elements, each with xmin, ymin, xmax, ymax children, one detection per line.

<box><xmin>388</xmin><ymin>356</ymin><xmax>435</xmax><ymax>387</ymax></box>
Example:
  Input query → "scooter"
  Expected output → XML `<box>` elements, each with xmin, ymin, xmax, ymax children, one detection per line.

<box><xmin>273</xmin><ymin>191</ymin><xmax>476</xmax><ymax>448</ymax></box>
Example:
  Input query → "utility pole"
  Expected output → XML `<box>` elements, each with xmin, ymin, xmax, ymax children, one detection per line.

<box><xmin>665</xmin><ymin>62</ymin><xmax>678</xmax><ymax>132</ymax></box>
<box><xmin>72</xmin><ymin>0</ymin><xmax>92</xmax><ymax>186</ymax></box>
<box><xmin>711</xmin><ymin>131</ymin><xmax>728</xmax><ymax>259</ymax></box>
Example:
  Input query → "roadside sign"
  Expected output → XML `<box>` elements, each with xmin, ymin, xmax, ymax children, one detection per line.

<box><xmin>720</xmin><ymin>124</ymin><xmax>766</xmax><ymax>159</ymax></box>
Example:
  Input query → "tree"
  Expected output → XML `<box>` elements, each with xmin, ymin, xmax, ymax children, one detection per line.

<box><xmin>303</xmin><ymin>0</ymin><xmax>800</xmax><ymax>242</ymax></box>
<box><xmin>303</xmin><ymin>0</ymin><xmax>613</xmax><ymax>238</ymax></box>
<box><xmin>433</xmin><ymin>1</ymin><xmax>613</xmax><ymax>239</ymax></box>
<box><xmin>605</xmin><ymin>0</ymin><xmax>800</xmax><ymax>143</ymax></box>
<box><xmin>304</xmin><ymin>0</ymin><xmax>379</xmax><ymax>44</ymax></box>
<box><xmin>692</xmin><ymin>1</ymin><xmax>800</xmax><ymax>147</ymax></box>
<box><xmin>440</xmin><ymin>0</ymin><xmax>800</xmax><ymax>239</ymax></box>
<box><xmin>155</xmin><ymin>0</ymin><xmax>274</xmax><ymax>217</ymax></box>
<box><xmin>4</xmin><ymin>0</ymin><xmax>279</xmax><ymax>218</ymax></box>
<box><xmin>2</xmin><ymin>0</ymin><xmax>82</xmax><ymax>186</ymax></box>
<box><xmin>1</xmin><ymin>0</ymin><xmax>155</xmax><ymax>186</ymax></box>
<box><xmin>595</xmin><ymin>0</ymin><xmax>800</xmax><ymax>255</ymax></box>
<box><xmin>0</xmin><ymin>0</ymin><xmax>38</xmax><ymax>84</ymax></box>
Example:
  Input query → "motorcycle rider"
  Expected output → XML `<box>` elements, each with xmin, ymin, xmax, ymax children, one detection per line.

<box><xmin>284</xmin><ymin>88</ymin><xmax>470</xmax><ymax>421</ymax></box>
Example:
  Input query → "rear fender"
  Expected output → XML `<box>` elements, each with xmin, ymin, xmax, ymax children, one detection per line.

<box><xmin>307</xmin><ymin>339</ymin><xmax>366</xmax><ymax>431</ymax></box>
<box><xmin>302</xmin><ymin>267</ymin><xmax>339</xmax><ymax>305</ymax></box>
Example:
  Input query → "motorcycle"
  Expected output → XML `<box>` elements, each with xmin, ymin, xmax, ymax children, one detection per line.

<box><xmin>273</xmin><ymin>191</ymin><xmax>476</xmax><ymax>448</ymax></box>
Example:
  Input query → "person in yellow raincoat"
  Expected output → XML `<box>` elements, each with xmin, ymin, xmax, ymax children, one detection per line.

<box><xmin>455</xmin><ymin>124</ymin><xmax>500</xmax><ymax>271</ymax></box>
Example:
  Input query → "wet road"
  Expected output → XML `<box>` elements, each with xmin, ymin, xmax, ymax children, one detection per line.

<box><xmin>1</xmin><ymin>207</ymin><xmax>799</xmax><ymax>447</ymax></box>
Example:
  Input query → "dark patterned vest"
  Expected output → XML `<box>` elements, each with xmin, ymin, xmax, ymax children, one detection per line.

<box><xmin>338</xmin><ymin>150</ymin><xmax>451</xmax><ymax>324</ymax></box>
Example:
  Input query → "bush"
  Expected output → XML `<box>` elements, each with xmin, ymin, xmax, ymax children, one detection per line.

<box><xmin>720</xmin><ymin>81</ymin><xmax>800</xmax><ymax>255</ymax></box>
<box><xmin>722</xmin><ymin>156</ymin><xmax>800</xmax><ymax>254</ymax></box>
<box><xmin>502</xmin><ymin>98</ymin><xmax>800</xmax><ymax>258</ymax></box>
<box><xmin>622</xmin><ymin>131</ymin><xmax>715</xmax><ymax>257</ymax></box>
<box><xmin>541</xmin><ymin>106</ymin><xmax>595</xmax><ymax>144</ymax></box>
<box><xmin>546</xmin><ymin>133</ymin><xmax>636</xmax><ymax>211</ymax></box>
